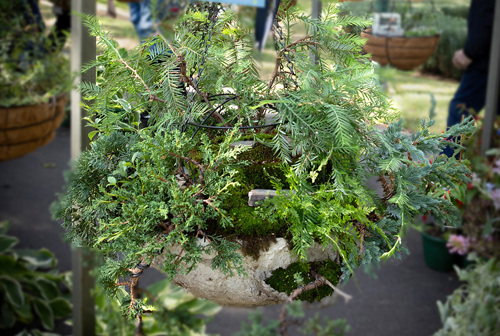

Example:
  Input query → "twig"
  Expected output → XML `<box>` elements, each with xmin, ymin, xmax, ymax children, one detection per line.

<box><xmin>310</xmin><ymin>270</ymin><xmax>352</xmax><ymax>304</ymax></box>
<box><xmin>268</xmin><ymin>35</ymin><xmax>316</xmax><ymax>92</ymax></box>
<box><xmin>126</xmin><ymin>261</ymin><xmax>150</xmax><ymax>318</ymax></box>
<box><xmin>164</xmin><ymin>152</ymin><xmax>205</xmax><ymax>186</ymax></box>
<box><xmin>279</xmin><ymin>270</ymin><xmax>351</xmax><ymax>336</ymax></box>
<box><xmin>158</xmin><ymin>38</ymin><xmax>226</xmax><ymax>124</ymax></box>
<box><xmin>134</xmin><ymin>314</ymin><xmax>144</xmax><ymax>336</ymax></box>
<box><xmin>118</xmin><ymin>59</ymin><xmax>167</xmax><ymax>104</ymax></box>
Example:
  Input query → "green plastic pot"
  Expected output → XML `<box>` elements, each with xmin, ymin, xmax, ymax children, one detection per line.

<box><xmin>421</xmin><ymin>231</ymin><xmax>456</xmax><ymax>272</ymax></box>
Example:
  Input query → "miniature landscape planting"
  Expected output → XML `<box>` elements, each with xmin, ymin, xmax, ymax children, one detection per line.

<box><xmin>53</xmin><ymin>1</ymin><xmax>474</xmax><ymax>321</ymax></box>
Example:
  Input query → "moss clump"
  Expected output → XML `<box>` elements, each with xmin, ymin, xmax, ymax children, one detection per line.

<box><xmin>219</xmin><ymin>142</ymin><xmax>288</xmax><ymax>236</ymax></box>
<box><xmin>265</xmin><ymin>259</ymin><xmax>342</xmax><ymax>303</ymax></box>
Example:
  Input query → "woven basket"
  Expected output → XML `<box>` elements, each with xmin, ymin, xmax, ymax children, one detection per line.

<box><xmin>361</xmin><ymin>29</ymin><xmax>440</xmax><ymax>71</ymax></box>
<box><xmin>0</xmin><ymin>95</ymin><xmax>67</xmax><ymax>161</ymax></box>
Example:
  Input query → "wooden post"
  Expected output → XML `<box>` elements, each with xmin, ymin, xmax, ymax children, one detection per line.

<box><xmin>480</xmin><ymin>0</ymin><xmax>500</xmax><ymax>155</ymax></box>
<box><xmin>310</xmin><ymin>0</ymin><xmax>321</xmax><ymax>64</ymax></box>
<box><xmin>71</xmin><ymin>0</ymin><xmax>96</xmax><ymax>335</ymax></box>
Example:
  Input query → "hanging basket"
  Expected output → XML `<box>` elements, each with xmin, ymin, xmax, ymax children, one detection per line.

<box><xmin>361</xmin><ymin>29</ymin><xmax>440</xmax><ymax>71</ymax></box>
<box><xmin>0</xmin><ymin>95</ymin><xmax>67</xmax><ymax>161</ymax></box>
<box><xmin>152</xmin><ymin>238</ymin><xmax>339</xmax><ymax>307</ymax></box>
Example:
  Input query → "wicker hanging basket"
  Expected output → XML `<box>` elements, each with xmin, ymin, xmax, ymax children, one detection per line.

<box><xmin>361</xmin><ymin>29</ymin><xmax>440</xmax><ymax>71</ymax></box>
<box><xmin>0</xmin><ymin>95</ymin><xmax>67</xmax><ymax>161</ymax></box>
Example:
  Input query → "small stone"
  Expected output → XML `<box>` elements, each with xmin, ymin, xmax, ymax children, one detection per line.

<box><xmin>230</xmin><ymin>141</ymin><xmax>256</xmax><ymax>148</ymax></box>
<box><xmin>248</xmin><ymin>189</ymin><xmax>277</xmax><ymax>206</ymax></box>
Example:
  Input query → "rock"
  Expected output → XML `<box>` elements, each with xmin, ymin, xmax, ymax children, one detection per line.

<box><xmin>230</xmin><ymin>140</ymin><xmax>256</xmax><ymax>148</ymax></box>
<box><xmin>248</xmin><ymin>189</ymin><xmax>278</xmax><ymax>206</ymax></box>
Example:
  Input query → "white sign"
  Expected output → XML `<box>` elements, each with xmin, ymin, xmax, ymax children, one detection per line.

<box><xmin>373</xmin><ymin>13</ymin><xmax>404</xmax><ymax>37</ymax></box>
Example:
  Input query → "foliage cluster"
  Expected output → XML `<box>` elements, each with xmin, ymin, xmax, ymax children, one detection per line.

<box><xmin>0</xmin><ymin>221</ymin><xmax>72</xmax><ymax>334</ymax></box>
<box><xmin>0</xmin><ymin>2</ymin><xmax>71</xmax><ymax>107</ymax></box>
<box><xmin>421</xmin><ymin>14</ymin><xmax>467</xmax><ymax>80</ymax></box>
<box><xmin>236</xmin><ymin>302</ymin><xmax>350</xmax><ymax>336</ymax></box>
<box><xmin>446</xmin><ymin>115</ymin><xmax>500</xmax><ymax>258</ymax></box>
<box><xmin>95</xmin><ymin>278</ymin><xmax>220</xmax><ymax>336</ymax></box>
<box><xmin>435</xmin><ymin>257</ymin><xmax>500</xmax><ymax>336</ymax></box>
<box><xmin>53</xmin><ymin>1</ymin><xmax>474</xmax><ymax>320</ymax></box>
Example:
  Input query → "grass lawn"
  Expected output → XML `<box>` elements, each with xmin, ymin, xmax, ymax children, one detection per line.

<box><xmin>379</xmin><ymin>67</ymin><xmax>458</xmax><ymax>133</ymax></box>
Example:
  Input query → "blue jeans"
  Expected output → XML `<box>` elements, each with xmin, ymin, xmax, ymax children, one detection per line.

<box><xmin>129</xmin><ymin>0</ymin><xmax>168</xmax><ymax>41</ymax></box>
<box><xmin>447</xmin><ymin>69</ymin><xmax>488</xmax><ymax>128</ymax></box>
<box><xmin>443</xmin><ymin>68</ymin><xmax>499</xmax><ymax>157</ymax></box>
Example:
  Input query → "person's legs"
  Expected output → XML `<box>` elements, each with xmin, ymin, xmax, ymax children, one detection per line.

<box><xmin>447</xmin><ymin>69</ymin><xmax>488</xmax><ymax>128</ymax></box>
<box><xmin>443</xmin><ymin>69</ymin><xmax>488</xmax><ymax>157</ymax></box>
<box><xmin>129</xmin><ymin>0</ymin><xmax>155</xmax><ymax>41</ymax></box>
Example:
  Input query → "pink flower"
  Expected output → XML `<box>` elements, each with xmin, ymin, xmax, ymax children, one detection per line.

<box><xmin>446</xmin><ymin>234</ymin><xmax>470</xmax><ymax>255</ymax></box>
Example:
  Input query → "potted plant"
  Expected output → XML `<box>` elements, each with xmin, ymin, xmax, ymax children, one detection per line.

<box><xmin>0</xmin><ymin>221</ymin><xmax>72</xmax><ymax>333</ymax></box>
<box><xmin>435</xmin><ymin>256</ymin><xmax>500</xmax><ymax>336</ymax></box>
<box><xmin>53</xmin><ymin>1</ymin><xmax>473</xmax><ymax>322</ymax></box>
<box><xmin>445</xmin><ymin>114</ymin><xmax>500</xmax><ymax>263</ymax></box>
<box><xmin>351</xmin><ymin>1</ymin><xmax>442</xmax><ymax>70</ymax></box>
<box><xmin>0</xmin><ymin>2</ymin><xmax>71</xmax><ymax>161</ymax></box>
<box><xmin>420</xmin><ymin>216</ymin><xmax>461</xmax><ymax>272</ymax></box>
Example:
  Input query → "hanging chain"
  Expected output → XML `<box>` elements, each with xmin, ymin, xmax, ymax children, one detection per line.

<box><xmin>182</xmin><ymin>2</ymin><xmax>220</xmax><ymax>131</ymax></box>
<box><xmin>194</xmin><ymin>2</ymin><xmax>219</xmax><ymax>88</ymax></box>
<box><xmin>272</xmin><ymin>18</ymin><xmax>299</xmax><ymax>90</ymax></box>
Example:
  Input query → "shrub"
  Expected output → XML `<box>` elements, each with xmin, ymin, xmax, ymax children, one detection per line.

<box><xmin>435</xmin><ymin>257</ymin><xmax>500</xmax><ymax>336</ymax></box>
<box><xmin>421</xmin><ymin>14</ymin><xmax>467</xmax><ymax>80</ymax></box>
<box><xmin>0</xmin><ymin>2</ymin><xmax>71</xmax><ymax>107</ymax></box>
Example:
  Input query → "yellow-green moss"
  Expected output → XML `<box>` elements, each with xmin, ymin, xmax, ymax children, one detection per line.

<box><xmin>219</xmin><ymin>142</ymin><xmax>288</xmax><ymax>236</ymax></box>
<box><xmin>265</xmin><ymin>259</ymin><xmax>342</xmax><ymax>303</ymax></box>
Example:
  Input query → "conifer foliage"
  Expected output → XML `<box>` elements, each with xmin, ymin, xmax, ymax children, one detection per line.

<box><xmin>53</xmin><ymin>1</ymin><xmax>474</xmax><ymax>319</ymax></box>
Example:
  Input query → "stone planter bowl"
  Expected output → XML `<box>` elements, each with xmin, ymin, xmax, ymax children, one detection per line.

<box><xmin>152</xmin><ymin>238</ymin><xmax>338</xmax><ymax>307</ymax></box>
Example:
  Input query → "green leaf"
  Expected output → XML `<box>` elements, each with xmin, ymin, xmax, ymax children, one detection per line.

<box><xmin>33</xmin><ymin>298</ymin><xmax>54</xmax><ymax>331</ymax></box>
<box><xmin>0</xmin><ymin>220</ymin><xmax>10</xmax><ymax>235</ymax></box>
<box><xmin>0</xmin><ymin>302</ymin><xmax>16</xmax><ymax>328</ymax></box>
<box><xmin>0</xmin><ymin>254</ymin><xmax>29</xmax><ymax>276</ymax></box>
<box><xmin>15</xmin><ymin>249</ymin><xmax>56</xmax><ymax>269</ymax></box>
<box><xmin>378</xmin><ymin>158</ymin><xmax>402</xmax><ymax>172</ymax></box>
<box><xmin>115</xmin><ymin>97</ymin><xmax>131</xmax><ymax>113</ymax></box>
<box><xmin>36</xmin><ymin>277</ymin><xmax>60</xmax><ymax>301</ymax></box>
<box><xmin>0</xmin><ymin>234</ymin><xmax>18</xmax><ymax>253</ymax></box>
<box><xmin>88</xmin><ymin>130</ymin><xmax>99</xmax><ymax>140</ymax></box>
<box><xmin>14</xmin><ymin>300</ymin><xmax>34</xmax><ymax>323</ymax></box>
<box><xmin>49</xmin><ymin>298</ymin><xmax>72</xmax><ymax>319</ymax></box>
<box><xmin>0</xmin><ymin>275</ymin><xmax>25</xmax><ymax>307</ymax></box>
<box><xmin>107</xmin><ymin>176</ymin><xmax>117</xmax><ymax>185</ymax></box>
<box><xmin>14</xmin><ymin>330</ymin><xmax>31</xmax><ymax>336</ymax></box>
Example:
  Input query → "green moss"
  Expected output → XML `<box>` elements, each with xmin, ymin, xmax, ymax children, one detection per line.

<box><xmin>265</xmin><ymin>259</ymin><xmax>342</xmax><ymax>303</ymax></box>
<box><xmin>219</xmin><ymin>143</ymin><xmax>288</xmax><ymax>236</ymax></box>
